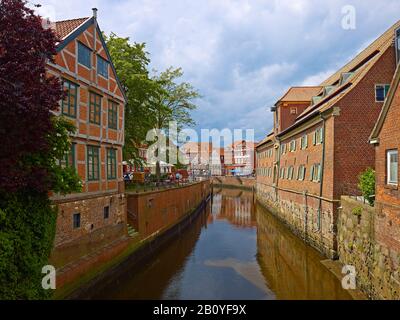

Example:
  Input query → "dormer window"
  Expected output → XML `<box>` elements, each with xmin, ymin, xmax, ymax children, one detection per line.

<box><xmin>322</xmin><ymin>86</ymin><xmax>335</xmax><ymax>98</ymax></box>
<box><xmin>311</xmin><ymin>96</ymin><xmax>322</xmax><ymax>106</ymax></box>
<box><xmin>339</xmin><ymin>72</ymin><xmax>354</xmax><ymax>86</ymax></box>
<box><xmin>396</xmin><ymin>28</ymin><xmax>400</xmax><ymax>64</ymax></box>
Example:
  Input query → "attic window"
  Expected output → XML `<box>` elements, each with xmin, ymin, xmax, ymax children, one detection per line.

<box><xmin>311</xmin><ymin>96</ymin><xmax>322</xmax><ymax>106</ymax></box>
<box><xmin>339</xmin><ymin>72</ymin><xmax>354</xmax><ymax>85</ymax></box>
<box><xmin>97</xmin><ymin>55</ymin><xmax>109</xmax><ymax>78</ymax></box>
<box><xmin>78</xmin><ymin>42</ymin><xmax>91</xmax><ymax>68</ymax></box>
<box><xmin>396</xmin><ymin>28</ymin><xmax>400</xmax><ymax>64</ymax></box>
<box><xmin>322</xmin><ymin>86</ymin><xmax>336</xmax><ymax>98</ymax></box>
<box><xmin>349</xmin><ymin>50</ymin><xmax>379</xmax><ymax>73</ymax></box>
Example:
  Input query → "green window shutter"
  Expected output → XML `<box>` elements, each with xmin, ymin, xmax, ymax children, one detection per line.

<box><xmin>90</xmin><ymin>93</ymin><xmax>102</xmax><ymax>125</ymax></box>
<box><xmin>62</xmin><ymin>81</ymin><xmax>77</xmax><ymax>118</ymax></box>
<box><xmin>310</xmin><ymin>165</ymin><xmax>314</xmax><ymax>181</ymax></box>
<box><xmin>87</xmin><ymin>146</ymin><xmax>100</xmax><ymax>181</ymax></box>
<box><xmin>305</xmin><ymin>135</ymin><xmax>308</xmax><ymax>148</ymax></box>
<box><xmin>107</xmin><ymin>148</ymin><xmax>117</xmax><ymax>180</ymax></box>
<box><xmin>313</xmin><ymin>132</ymin><xmax>316</xmax><ymax>145</ymax></box>
<box><xmin>108</xmin><ymin>101</ymin><xmax>118</xmax><ymax>130</ymax></box>
<box><xmin>385</xmin><ymin>85</ymin><xmax>391</xmax><ymax>97</ymax></box>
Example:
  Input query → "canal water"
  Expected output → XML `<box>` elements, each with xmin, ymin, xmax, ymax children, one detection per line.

<box><xmin>87</xmin><ymin>188</ymin><xmax>352</xmax><ymax>300</ymax></box>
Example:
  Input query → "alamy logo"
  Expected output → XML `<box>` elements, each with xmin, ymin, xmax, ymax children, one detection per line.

<box><xmin>341</xmin><ymin>5</ymin><xmax>356</xmax><ymax>30</ymax></box>
<box><xmin>41</xmin><ymin>265</ymin><xmax>56</xmax><ymax>290</ymax></box>
<box><xmin>341</xmin><ymin>265</ymin><xmax>356</xmax><ymax>290</ymax></box>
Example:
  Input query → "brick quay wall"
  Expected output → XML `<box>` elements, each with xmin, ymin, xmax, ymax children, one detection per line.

<box><xmin>52</xmin><ymin>181</ymin><xmax>211</xmax><ymax>299</ymax></box>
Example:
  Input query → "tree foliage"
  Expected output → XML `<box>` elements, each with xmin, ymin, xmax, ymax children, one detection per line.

<box><xmin>0</xmin><ymin>0</ymin><xmax>81</xmax><ymax>299</ymax></box>
<box><xmin>358</xmin><ymin>168</ymin><xmax>376</xmax><ymax>206</ymax></box>
<box><xmin>105</xmin><ymin>33</ymin><xmax>157</xmax><ymax>167</ymax></box>
<box><xmin>151</xmin><ymin>67</ymin><xmax>199</xmax><ymax>131</ymax></box>
<box><xmin>149</xmin><ymin>67</ymin><xmax>200</xmax><ymax>179</ymax></box>
<box><xmin>105</xmin><ymin>35</ymin><xmax>200</xmax><ymax>178</ymax></box>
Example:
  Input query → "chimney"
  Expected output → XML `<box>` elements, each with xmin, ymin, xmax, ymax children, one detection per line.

<box><xmin>92</xmin><ymin>8</ymin><xmax>98</xmax><ymax>20</ymax></box>
<box><xmin>41</xmin><ymin>17</ymin><xmax>56</xmax><ymax>32</ymax></box>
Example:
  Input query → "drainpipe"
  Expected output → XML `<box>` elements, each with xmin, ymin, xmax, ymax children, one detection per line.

<box><xmin>317</xmin><ymin>115</ymin><xmax>327</xmax><ymax>232</ymax></box>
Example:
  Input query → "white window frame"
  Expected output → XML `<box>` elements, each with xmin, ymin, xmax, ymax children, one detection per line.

<box><xmin>387</xmin><ymin>150</ymin><xmax>398</xmax><ymax>186</ymax></box>
<box><xmin>301</xmin><ymin>135</ymin><xmax>308</xmax><ymax>150</ymax></box>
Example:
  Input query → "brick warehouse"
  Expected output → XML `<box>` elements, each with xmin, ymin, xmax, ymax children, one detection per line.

<box><xmin>45</xmin><ymin>10</ymin><xmax>127</xmax><ymax>251</ymax></box>
<box><xmin>370</xmin><ymin>51</ymin><xmax>400</xmax><ymax>253</ymax></box>
<box><xmin>256</xmin><ymin>20</ymin><xmax>400</xmax><ymax>258</ymax></box>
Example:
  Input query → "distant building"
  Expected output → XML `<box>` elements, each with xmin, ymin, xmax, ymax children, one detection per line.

<box><xmin>210</xmin><ymin>148</ymin><xmax>226</xmax><ymax>176</ymax></box>
<box><xmin>226</xmin><ymin>141</ymin><xmax>256</xmax><ymax>176</ymax></box>
<box><xmin>181</xmin><ymin>142</ymin><xmax>213</xmax><ymax>177</ymax></box>
<box><xmin>123</xmin><ymin>144</ymin><xmax>149</xmax><ymax>173</ymax></box>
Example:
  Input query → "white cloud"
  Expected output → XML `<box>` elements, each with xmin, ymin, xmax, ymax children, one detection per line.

<box><xmin>301</xmin><ymin>69</ymin><xmax>335</xmax><ymax>86</ymax></box>
<box><xmin>36</xmin><ymin>0</ymin><xmax>400</xmax><ymax>140</ymax></box>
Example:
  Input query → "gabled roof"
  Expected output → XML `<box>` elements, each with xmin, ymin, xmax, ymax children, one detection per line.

<box><xmin>276</xmin><ymin>86</ymin><xmax>322</xmax><ymax>104</ymax></box>
<box><xmin>256</xmin><ymin>131</ymin><xmax>275</xmax><ymax>149</ymax></box>
<box><xmin>276</xmin><ymin>19</ymin><xmax>400</xmax><ymax>137</ymax></box>
<box><xmin>55</xmin><ymin>18</ymin><xmax>90</xmax><ymax>39</ymax></box>
<box><xmin>320</xmin><ymin>21</ymin><xmax>400</xmax><ymax>87</ymax></box>
<box><xmin>370</xmin><ymin>63</ymin><xmax>400</xmax><ymax>143</ymax></box>
<box><xmin>53</xmin><ymin>15</ymin><xmax>127</xmax><ymax>103</ymax></box>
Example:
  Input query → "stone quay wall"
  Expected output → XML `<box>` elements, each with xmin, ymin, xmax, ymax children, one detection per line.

<box><xmin>338</xmin><ymin>196</ymin><xmax>400</xmax><ymax>300</ymax></box>
<box><xmin>256</xmin><ymin>183</ymin><xmax>338</xmax><ymax>259</ymax></box>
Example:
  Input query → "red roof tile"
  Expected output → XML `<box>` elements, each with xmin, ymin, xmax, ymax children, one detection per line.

<box><xmin>55</xmin><ymin>17</ymin><xmax>89</xmax><ymax>39</ymax></box>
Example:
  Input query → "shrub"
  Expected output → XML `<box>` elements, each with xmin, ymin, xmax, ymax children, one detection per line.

<box><xmin>0</xmin><ymin>0</ymin><xmax>81</xmax><ymax>299</ymax></box>
<box><xmin>0</xmin><ymin>191</ymin><xmax>57</xmax><ymax>299</ymax></box>
<box><xmin>358</xmin><ymin>168</ymin><xmax>376</xmax><ymax>206</ymax></box>
<box><xmin>352</xmin><ymin>207</ymin><xmax>363</xmax><ymax>217</ymax></box>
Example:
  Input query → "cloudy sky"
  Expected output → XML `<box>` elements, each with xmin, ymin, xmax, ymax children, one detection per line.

<box><xmin>35</xmin><ymin>0</ymin><xmax>400</xmax><ymax>141</ymax></box>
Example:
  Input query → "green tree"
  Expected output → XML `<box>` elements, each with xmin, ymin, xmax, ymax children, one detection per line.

<box><xmin>0</xmin><ymin>0</ymin><xmax>81</xmax><ymax>299</ymax></box>
<box><xmin>105</xmin><ymin>33</ymin><xmax>157</xmax><ymax>168</ymax></box>
<box><xmin>358</xmin><ymin>168</ymin><xmax>376</xmax><ymax>206</ymax></box>
<box><xmin>149</xmin><ymin>67</ymin><xmax>200</xmax><ymax>180</ymax></box>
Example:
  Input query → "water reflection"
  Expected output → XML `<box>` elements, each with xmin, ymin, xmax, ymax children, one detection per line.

<box><xmin>83</xmin><ymin>188</ymin><xmax>351</xmax><ymax>300</ymax></box>
<box><xmin>256</xmin><ymin>204</ymin><xmax>352</xmax><ymax>300</ymax></box>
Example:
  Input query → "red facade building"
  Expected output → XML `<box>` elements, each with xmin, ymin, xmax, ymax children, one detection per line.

<box><xmin>47</xmin><ymin>10</ymin><xmax>127</xmax><ymax>249</ymax></box>
<box><xmin>256</xmin><ymin>20</ymin><xmax>400</xmax><ymax>258</ymax></box>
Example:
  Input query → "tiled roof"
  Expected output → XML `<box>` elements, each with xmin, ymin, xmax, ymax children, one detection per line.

<box><xmin>55</xmin><ymin>17</ymin><xmax>90</xmax><ymax>39</ymax></box>
<box><xmin>291</xmin><ymin>20</ymin><xmax>400</xmax><ymax>125</ymax></box>
<box><xmin>320</xmin><ymin>20</ymin><xmax>400</xmax><ymax>87</ymax></box>
<box><xmin>277</xmin><ymin>86</ymin><xmax>323</xmax><ymax>103</ymax></box>
<box><xmin>256</xmin><ymin>136</ymin><xmax>274</xmax><ymax>148</ymax></box>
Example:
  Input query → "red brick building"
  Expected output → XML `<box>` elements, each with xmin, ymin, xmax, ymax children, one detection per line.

<box><xmin>370</xmin><ymin>50</ymin><xmax>400</xmax><ymax>252</ymax></box>
<box><xmin>47</xmin><ymin>10</ymin><xmax>127</xmax><ymax>249</ymax></box>
<box><xmin>256</xmin><ymin>20</ymin><xmax>400</xmax><ymax>258</ymax></box>
<box><xmin>226</xmin><ymin>141</ymin><xmax>256</xmax><ymax>176</ymax></box>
